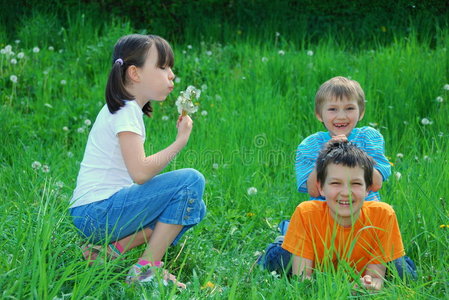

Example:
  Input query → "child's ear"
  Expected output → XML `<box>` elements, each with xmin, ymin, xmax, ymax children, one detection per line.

<box><xmin>358</xmin><ymin>110</ymin><xmax>365</xmax><ymax>121</ymax></box>
<box><xmin>316</xmin><ymin>112</ymin><xmax>323</xmax><ymax>122</ymax></box>
<box><xmin>127</xmin><ymin>65</ymin><xmax>140</xmax><ymax>82</ymax></box>
<box><xmin>317</xmin><ymin>181</ymin><xmax>324</xmax><ymax>196</ymax></box>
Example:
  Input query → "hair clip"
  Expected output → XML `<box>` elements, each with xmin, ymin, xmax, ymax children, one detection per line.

<box><xmin>115</xmin><ymin>58</ymin><xmax>124</xmax><ymax>65</ymax></box>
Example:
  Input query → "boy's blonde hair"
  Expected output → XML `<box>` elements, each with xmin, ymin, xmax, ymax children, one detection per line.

<box><xmin>315</xmin><ymin>76</ymin><xmax>365</xmax><ymax>118</ymax></box>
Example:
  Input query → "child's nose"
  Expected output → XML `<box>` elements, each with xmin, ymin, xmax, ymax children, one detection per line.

<box><xmin>168</xmin><ymin>69</ymin><xmax>175</xmax><ymax>80</ymax></box>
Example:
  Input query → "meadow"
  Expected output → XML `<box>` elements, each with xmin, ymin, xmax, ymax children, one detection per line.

<box><xmin>1</xmin><ymin>13</ymin><xmax>448</xmax><ymax>299</ymax></box>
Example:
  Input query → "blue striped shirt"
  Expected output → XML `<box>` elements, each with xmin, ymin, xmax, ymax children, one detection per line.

<box><xmin>295</xmin><ymin>126</ymin><xmax>391</xmax><ymax>201</ymax></box>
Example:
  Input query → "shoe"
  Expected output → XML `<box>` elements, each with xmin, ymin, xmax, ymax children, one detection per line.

<box><xmin>126</xmin><ymin>262</ymin><xmax>187</xmax><ymax>289</ymax></box>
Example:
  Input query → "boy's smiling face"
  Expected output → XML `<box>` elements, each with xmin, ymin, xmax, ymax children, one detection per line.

<box><xmin>316</xmin><ymin>97</ymin><xmax>364</xmax><ymax>137</ymax></box>
<box><xmin>318</xmin><ymin>163</ymin><xmax>369</xmax><ymax>227</ymax></box>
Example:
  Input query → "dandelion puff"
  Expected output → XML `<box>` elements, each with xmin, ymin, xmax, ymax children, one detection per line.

<box><xmin>0</xmin><ymin>49</ymin><xmax>5</xmax><ymax>54</ymax></box>
<box><xmin>55</xmin><ymin>181</ymin><xmax>64</xmax><ymax>188</ymax></box>
<box><xmin>175</xmin><ymin>77</ymin><xmax>181</xmax><ymax>83</ymax></box>
<box><xmin>396</xmin><ymin>153</ymin><xmax>404</xmax><ymax>158</ymax></box>
<box><xmin>4</xmin><ymin>45</ymin><xmax>12</xmax><ymax>54</ymax></box>
<box><xmin>62</xmin><ymin>126</ymin><xmax>69</xmax><ymax>131</ymax></box>
<box><xmin>42</xmin><ymin>165</ymin><xmax>50</xmax><ymax>173</ymax></box>
<box><xmin>275</xmin><ymin>32</ymin><xmax>280</xmax><ymax>37</ymax></box>
<box><xmin>206</xmin><ymin>50</ymin><xmax>212</xmax><ymax>56</ymax></box>
<box><xmin>278</xmin><ymin>50</ymin><xmax>285</xmax><ymax>56</ymax></box>
<box><xmin>15</xmin><ymin>40</ymin><xmax>20</xmax><ymax>44</ymax></box>
<box><xmin>438</xmin><ymin>132</ymin><xmax>444</xmax><ymax>137</ymax></box>
<box><xmin>394</xmin><ymin>172</ymin><xmax>402</xmax><ymax>180</ymax></box>
<box><xmin>247</xmin><ymin>187</ymin><xmax>258</xmax><ymax>195</ymax></box>
<box><xmin>10</xmin><ymin>75</ymin><xmax>18</xmax><ymax>83</ymax></box>
<box><xmin>33</xmin><ymin>47</ymin><xmax>40</xmax><ymax>53</ymax></box>
<box><xmin>201</xmin><ymin>110</ymin><xmax>208</xmax><ymax>116</ymax></box>
<box><xmin>242</xmin><ymin>76</ymin><xmax>246</xmax><ymax>80</ymax></box>
<box><xmin>60</xmin><ymin>80</ymin><xmax>67</xmax><ymax>85</ymax></box>
<box><xmin>10</xmin><ymin>58</ymin><xmax>17</xmax><ymax>64</ymax></box>
<box><xmin>307</xmin><ymin>50</ymin><xmax>314</xmax><ymax>56</ymax></box>
<box><xmin>261</xmin><ymin>57</ymin><xmax>268</xmax><ymax>63</ymax></box>
<box><xmin>67</xmin><ymin>151</ymin><xmax>74</xmax><ymax>158</ymax></box>
<box><xmin>32</xmin><ymin>161</ymin><xmax>42</xmax><ymax>170</ymax></box>
<box><xmin>420</xmin><ymin>118</ymin><xmax>432</xmax><ymax>125</ymax></box>
<box><xmin>161</xmin><ymin>115</ymin><xmax>169</xmax><ymax>121</ymax></box>
<box><xmin>212</xmin><ymin>163</ymin><xmax>219</xmax><ymax>169</ymax></box>
<box><xmin>444</xmin><ymin>84</ymin><xmax>449</xmax><ymax>91</ymax></box>
<box><xmin>201</xmin><ymin>84</ymin><xmax>207</xmax><ymax>90</ymax></box>
<box><xmin>424</xmin><ymin>155</ymin><xmax>430</xmax><ymax>161</ymax></box>
<box><xmin>182</xmin><ymin>50</ymin><xmax>187</xmax><ymax>54</ymax></box>
<box><xmin>17</xmin><ymin>52</ymin><xmax>24</xmax><ymax>59</ymax></box>
<box><xmin>77</xmin><ymin>127</ymin><xmax>85</xmax><ymax>133</ymax></box>
<box><xmin>84</xmin><ymin>119</ymin><xmax>91</xmax><ymax>126</ymax></box>
<box><xmin>215</xmin><ymin>95</ymin><xmax>222</xmax><ymax>101</ymax></box>
<box><xmin>436</xmin><ymin>96</ymin><xmax>443</xmax><ymax>103</ymax></box>
<box><xmin>187</xmin><ymin>45</ymin><xmax>192</xmax><ymax>49</ymax></box>
<box><xmin>48</xmin><ymin>46</ymin><xmax>54</xmax><ymax>51</ymax></box>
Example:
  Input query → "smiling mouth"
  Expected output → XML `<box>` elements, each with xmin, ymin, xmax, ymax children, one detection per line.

<box><xmin>334</xmin><ymin>123</ymin><xmax>348</xmax><ymax>128</ymax></box>
<box><xmin>337</xmin><ymin>200</ymin><xmax>354</xmax><ymax>205</ymax></box>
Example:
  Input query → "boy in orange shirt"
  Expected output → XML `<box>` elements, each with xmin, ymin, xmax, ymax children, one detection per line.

<box><xmin>261</xmin><ymin>141</ymin><xmax>416</xmax><ymax>290</ymax></box>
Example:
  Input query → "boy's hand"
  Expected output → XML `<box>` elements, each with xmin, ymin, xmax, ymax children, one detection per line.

<box><xmin>330</xmin><ymin>134</ymin><xmax>348</xmax><ymax>143</ymax></box>
<box><xmin>357</xmin><ymin>274</ymin><xmax>383</xmax><ymax>291</ymax></box>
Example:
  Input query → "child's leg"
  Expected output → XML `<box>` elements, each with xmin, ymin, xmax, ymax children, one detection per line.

<box><xmin>140</xmin><ymin>222</ymin><xmax>183</xmax><ymax>262</ymax></box>
<box><xmin>390</xmin><ymin>256</ymin><xmax>417</xmax><ymax>280</ymax></box>
<box><xmin>259</xmin><ymin>236</ymin><xmax>293</xmax><ymax>275</ymax></box>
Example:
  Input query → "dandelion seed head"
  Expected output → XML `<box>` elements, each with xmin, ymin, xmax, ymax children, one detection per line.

<box><xmin>394</xmin><ymin>172</ymin><xmax>402</xmax><ymax>180</ymax></box>
<box><xmin>247</xmin><ymin>187</ymin><xmax>258</xmax><ymax>195</ymax></box>
<box><xmin>175</xmin><ymin>77</ymin><xmax>181</xmax><ymax>83</ymax></box>
<box><xmin>201</xmin><ymin>110</ymin><xmax>208</xmax><ymax>116</ymax></box>
<box><xmin>212</xmin><ymin>163</ymin><xmax>219</xmax><ymax>169</ymax></box>
<box><xmin>67</xmin><ymin>151</ymin><xmax>74</xmax><ymax>158</ymax></box>
<box><xmin>42</xmin><ymin>165</ymin><xmax>50</xmax><ymax>173</ymax></box>
<box><xmin>10</xmin><ymin>75</ymin><xmax>18</xmax><ymax>83</ymax></box>
<box><xmin>201</xmin><ymin>84</ymin><xmax>207</xmax><ymax>90</ymax></box>
<box><xmin>10</xmin><ymin>58</ymin><xmax>17</xmax><ymax>64</ymax></box>
<box><xmin>161</xmin><ymin>115</ymin><xmax>169</xmax><ymax>121</ymax></box>
<box><xmin>17</xmin><ymin>52</ymin><xmax>24</xmax><ymax>59</ymax></box>
<box><xmin>55</xmin><ymin>181</ymin><xmax>64</xmax><ymax>188</ymax></box>
<box><xmin>206</xmin><ymin>50</ymin><xmax>212</xmax><ymax>56</ymax></box>
<box><xmin>421</xmin><ymin>118</ymin><xmax>432</xmax><ymax>125</ymax></box>
<box><xmin>33</xmin><ymin>47</ymin><xmax>40</xmax><ymax>53</ymax></box>
<box><xmin>278</xmin><ymin>50</ymin><xmax>285</xmax><ymax>56</ymax></box>
<box><xmin>261</xmin><ymin>57</ymin><xmax>268</xmax><ymax>63</ymax></box>
<box><xmin>307</xmin><ymin>50</ymin><xmax>314</xmax><ymax>56</ymax></box>
<box><xmin>48</xmin><ymin>46</ymin><xmax>54</xmax><ymax>51</ymax></box>
<box><xmin>275</xmin><ymin>32</ymin><xmax>280</xmax><ymax>37</ymax></box>
<box><xmin>60</xmin><ymin>80</ymin><xmax>67</xmax><ymax>85</ymax></box>
<box><xmin>444</xmin><ymin>84</ymin><xmax>449</xmax><ymax>91</ymax></box>
<box><xmin>84</xmin><ymin>119</ymin><xmax>91</xmax><ymax>126</ymax></box>
<box><xmin>32</xmin><ymin>161</ymin><xmax>42</xmax><ymax>170</ymax></box>
<box><xmin>77</xmin><ymin>127</ymin><xmax>85</xmax><ymax>133</ymax></box>
<box><xmin>187</xmin><ymin>45</ymin><xmax>192</xmax><ymax>49</ymax></box>
<box><xmin>62</xmin><ymin>126</ymin><xmax>69</xmax><ymax>131</ymax></box>
<box><xmin>436</xmin><ymin>96</ymin><xmax>443</xmax><ymax>103</ymax></box>
<box><xmin>396</xmin><ymin>153</ymin><xmax>404</xmax><ymax>158</ymax></box>
<box><xmin>15</xmin><ymin>40</ymin><xmax>20</xmax><ymax>44</ymax></box>
<box><xmin>4</xmin><ymin>45</ymin><xmax>12</xmax><ymax>53</ymax></box>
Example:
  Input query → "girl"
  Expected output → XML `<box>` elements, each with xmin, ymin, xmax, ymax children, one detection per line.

<box><xmin>69</xmin><ymin>34</ymin><xmax>206</xmax><ymax>288</ymax></box>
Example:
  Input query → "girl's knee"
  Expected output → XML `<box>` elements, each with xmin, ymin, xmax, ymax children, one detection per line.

<box><xmin>182</xmin><ymin>168</ymin><xmax>205</xmax><ymax>189</ymax></box>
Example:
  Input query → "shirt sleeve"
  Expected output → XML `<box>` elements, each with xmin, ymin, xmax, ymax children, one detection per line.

<box><xmin>362</xmin><ymin>127</ymin><xmax>391</xmax><ymax>181</ymax></box>
<box><xmin>282</xmin><ymin>204</ymin><xmax>315</xmax><ymax>260</ymax></box>
<box><xmin>295</xmin><ymin>135</ymin><xmax>321</xmax><ymax>193</ymax></box>
<box><xmin>369</xmin><ymin>205</ymin><xmax>405</xmax><ymax>264</ymax></box>
<box><xmin>112</xmin><ymin>103</ymin><xmax>144</xmax><ymax>137</ymax></box>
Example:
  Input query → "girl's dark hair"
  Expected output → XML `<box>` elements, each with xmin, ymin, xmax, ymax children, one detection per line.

<box><xmin>105</xmin><ymin>34</ymin><xmax>174</xmax><ymax>117</ymax></box>
<box><xmin>316</xmin><ymin>141</ymin><xmax>375</xmax><ymax>189</ymax></box>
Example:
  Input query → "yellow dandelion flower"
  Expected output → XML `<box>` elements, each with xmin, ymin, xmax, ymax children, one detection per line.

<box><xmin>389</xmin><ymin>161</ymin><xmax>394</xmax><ymax>166</ymax></box>
<box><xmin>246</xmin><ymin>212</ymin><xmax>255</xmax><ymax>217</ymax></box>
<box><xmin>201</xmin><ymin>281</ymin><xmax>215</xmax><ymax>289</ymax></box>
<box><xmin>439</xmin><ymin>224</ymin><xmax>446</xmax><ymax>228</ymax></box>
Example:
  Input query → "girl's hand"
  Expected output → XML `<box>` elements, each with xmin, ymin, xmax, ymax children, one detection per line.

<box><xmin>176</xmin><ymin>115</ymin><xmax>193</xmax><ymax>143</ymax></box>
<box><xmin>357</xmin><ymin>274</ymin><xmax>383</xmax><ymax>291</ymax></box>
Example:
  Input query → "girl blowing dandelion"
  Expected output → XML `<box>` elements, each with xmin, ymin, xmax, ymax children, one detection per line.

<box><xmin>70</xmin><ymin>34</ymin><xmax>206</xmax><ymax>288</ymax></box>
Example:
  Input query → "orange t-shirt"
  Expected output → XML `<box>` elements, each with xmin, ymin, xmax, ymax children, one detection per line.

<box><xmin>282</xmin><ymin>201</ymin><xmax>405</xmax><ymax>273</ymax></box>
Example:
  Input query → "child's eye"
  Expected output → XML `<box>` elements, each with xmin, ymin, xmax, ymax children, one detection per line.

<box><xmin>328</xmin><ymin>108</ymin><xmax>337</xmax><ymax>111</ymax></box>
<box><xmin>346</xmin><ymin>107</ymin><xmax>356</xmax><ymax>110</ymax></box>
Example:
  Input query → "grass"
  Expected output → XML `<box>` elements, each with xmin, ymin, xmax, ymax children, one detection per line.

<box><xmin>1</xmin><ymin>12</ymin><xmax>448</xmax><ymax>299</ymax></box>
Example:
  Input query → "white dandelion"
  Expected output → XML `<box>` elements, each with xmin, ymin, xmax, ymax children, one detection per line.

<box><xmin>444</xmin><ymin>84</ymin><xmax>449</xmax><ymax>91</ymax></box>
<box><xmin>396</xmin><ymin>153</ymin><xmax>404</xmax><ymax>158</ymax></box>
<box><xmin>206</xmin><ymin>50</ymin><xmax>212</xmax><ymax>56</ymax></box>
<box><xmin>60</xmin><ymin>80</ymin><xmax>67</xmax><ymax>85</ymax></box>
<box><xmin>42</xmin><ymin>165</ymin><xmax>50</xmax><ymax>173</ymax></box>
<box><xmin>436</xmin><ymin>96</ymin><xmax>443</xmax><ymax>103</ymax></box>
<box><xmin>187</xmin><ymin>45</ymin><xmax>192</xmax><ymax>49</ymax></box>
<box><xmin>394</xmin><ymin>172</ymin><xmax>402</xmax><ymax>180</ymax></box>
<box><xmin>201</xmin><ymin>110</ymin><xmax>208</xmax><ymax>116</ymax></box>
<box><xmin>421</xmin><ymin>118</ymin><xmax>432</xmax><ymax>125</ymax></box>
<box><xmin>55</xmin><ymin>181</ymin><xmax>64</xmax><ymax>188</ymax></box>
<box><xmin>10</xmin><ymin>75</ymin><xmax>17</xmax><ymax>83</ymax></box>
<box><xmin>84</xmin><ymin>119</ymin><xmax>91</xmax><ymax>126</ymax></box>
<box><xmin>212</xmin><ymin>163</ymin><xmax>219</xmax><ymax>169</ymax></box>
<box><xmin>62</xmin><ymin>126</ymin><xmax>69</xmax><ymax>131</ymax></box>
<box><xmin>67</xmin><ymin>151</ymin><xmax>74</xmax><ymax>158</ymax></box>
<box><xmin>275</xmin><ymin>32</ymin><xmax>280</xmax><ymax>37</ymax></box>
<box><xmin>32</xmin><ymin>161</ymin><xmax>42</xmax><ymax>170</ymax></box>
<box><xmin>307</xmin><ymin>50</ymin><xmax>314</xmax><ymax>56</ymax></box>
<box><xmin>247</xmin><ymin>187</ymin><xmax>258</xmax><ymax>195</ymax></box>
<box><xmin>48</xmin><ymin>46</ymin><xmax>54</xmax><ymax>51</ymax></box>
<box><xmin>17</xmin><ymin>52</ymin><xmax>24</xmax><ymax>59</ymax></box>
<box><xmin>278</xmin><ymin>50</ymin><xmax>285</xmax><ymax>56</ymax></box>
<box><xmin>261</xmin><ymin>57</ymin><xmax>268</xmax><ymax>63</ymax></box>
<box><xmin>77</xmin><ymin>127</ymin><xmax>85</xmax><ymax>133</ymax></box>
<box><xmin>175</xmin><ymin>77</ymin><xmax>181</xmax><ymax>83</ymax></box>
<box><xmin>10</xmin><ymin>58</ymin><xmax>17</xmax><ymax>64</ymax></box>
<box><xmin>33</xmin><ymin>47</ymin><xmax>40</xmax><ymax>53</ymax></box>
<box><xmin>4</xmin><ymin>45</ymin><xmax>12</xmax><ymax>54</ymax></box>
<box><xmin>161</xmin><ymin>115</ymin><xmax>169</xmax><ymax>121</ymax></box>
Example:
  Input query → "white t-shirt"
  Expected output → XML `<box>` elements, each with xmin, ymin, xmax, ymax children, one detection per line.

<box><xmin>70</xmin><ymin>100</ymin><xmax>145</xmax><ymax>208</ymax></box>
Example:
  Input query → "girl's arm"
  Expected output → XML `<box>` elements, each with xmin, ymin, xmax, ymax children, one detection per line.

<box><xmin>371</xmin><ymin>169</ymin><xmax>383</xmax><ymax>192</ymax></box>
<box><xmin>306</xmin><ymin>169</ymin><xmax>320</xmax><ymax>197</ymax></box>
<box><xmin>292</xmin><ymin>255</ymin><xmax>314</xmax><ymax>280</ymax></box>
<box><xmin>119</xmin><ymin>115</ymin><xmax>192</xmax><ymax>184</ymax></box>
<box><xmin>359</xmin><ymin>263</ymin><xmax>386</xmax><ymax>291</ymax></box>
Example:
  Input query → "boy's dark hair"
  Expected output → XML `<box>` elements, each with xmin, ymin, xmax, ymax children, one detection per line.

<box><xmin>316</xmin><ymin>141</ymin><xmax>374</xmax><ymax>189</ymax></box>
<box><xmin>105</xmin><ymin>34</ymin><xmax>174</xmax><ymax>117</ymax></box>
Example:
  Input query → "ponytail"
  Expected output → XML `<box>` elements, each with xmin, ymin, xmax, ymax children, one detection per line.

<box><xmin>105</xmin><ymin>61</ymin><xmax>134</xmax><ymax>114</ymax></box>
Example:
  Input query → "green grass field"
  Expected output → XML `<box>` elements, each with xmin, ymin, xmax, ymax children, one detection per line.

<box><xmin>1</xmin><ymin>13</ymin><xmax>448</xmax><ymax>299</ymax></box>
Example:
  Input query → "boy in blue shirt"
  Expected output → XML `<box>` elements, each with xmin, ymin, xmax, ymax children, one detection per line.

<box><xmin>296</xmin><ymin>76</ymin><xmax>390</xmax><ymax>201</ymax></box>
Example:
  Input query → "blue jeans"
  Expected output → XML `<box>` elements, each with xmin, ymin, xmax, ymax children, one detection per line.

<box><xmin>258</xmin><ymin>220</ymin><xmax>417</xmax><ymax>280</ymax></box>
<box><xmin>70</xmin><ymin>168</ymin><xmax>206</xmax><ymax>245</ymax></box>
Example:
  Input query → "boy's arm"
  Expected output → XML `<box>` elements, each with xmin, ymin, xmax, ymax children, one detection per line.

<box><xmin>359</xmin><ymin>264</ymin><xmax>386</xmax><ymax>291</ymax></box>
<box><xmin>295</xmin><ymin>135</ymin><xmax>321</xmax><ymax>196</ymax></box>
<box><xmin>292</xmin><ymin>255</ymin><xmax>314</xmax><ymax>280</ymax></box>
<box><xmin>306</xmin><ymin>168</ymin><xmax>320</xmax><ymax>197</ymax></box>
<box><xmin>363</xmin><ymin>127</ymin><xmax>391</xmax><ymax>184</ymax></box>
